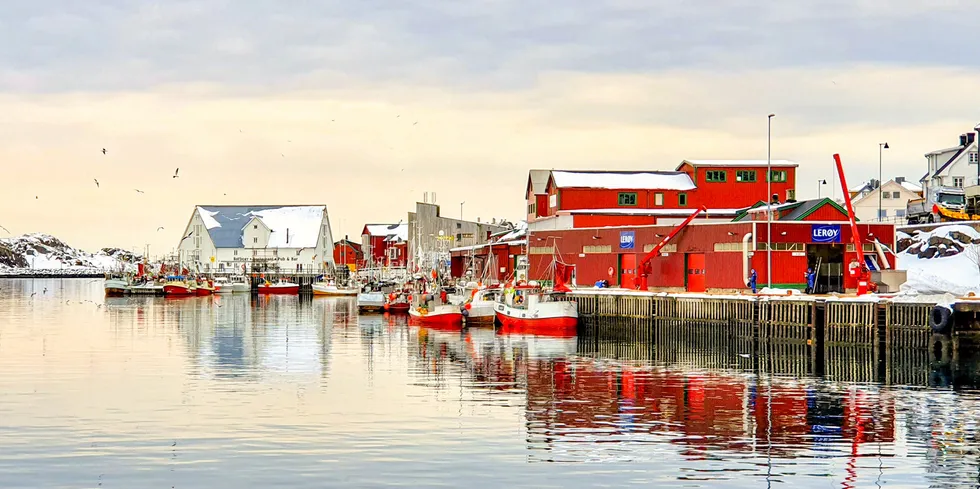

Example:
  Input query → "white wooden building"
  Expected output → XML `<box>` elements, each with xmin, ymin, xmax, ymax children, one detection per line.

<box><xmin>849</xmin><ymin>178</ymin><xmax>923</xmax><ymax>223</ymax></box>
<box><xmin>921</xmin><ymin>130</ymin><xmax>979</xmax><ymax>196</ymax></box>
<box><xmin>177</xmin><ymin>205</ymin><xmax>335</xmax><ymax>273</ymax></box>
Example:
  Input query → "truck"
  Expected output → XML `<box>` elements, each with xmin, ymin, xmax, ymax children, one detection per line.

<box><xmin>906</xmin><ymin>186</ymin><xmax>967</xmax><ymax>224</ymax></box>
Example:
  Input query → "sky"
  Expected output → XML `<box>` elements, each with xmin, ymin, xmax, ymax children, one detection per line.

<box><xmin>2</xmin><ymin>0</ymin><xmax>979</xmax><ymax>254</ymax></box>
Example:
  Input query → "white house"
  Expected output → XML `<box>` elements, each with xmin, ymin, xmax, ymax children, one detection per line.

<box><xmin>849</xmin><ymin>178</ymin><xmax>923</xmax><ymax>222</ymax></box>
<box><xmin>921</xmin><ymin>129</ymin><xmax>979</xmax><ymax>197</ymax></box>
<box><xmin>177</xmin><ymin>205</ymin><xmax>335</xmax><ymax>273</ymax></box>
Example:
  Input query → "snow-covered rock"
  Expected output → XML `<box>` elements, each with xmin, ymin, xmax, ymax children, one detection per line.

<box><xmin>0</xmin><ymin>233</ymin><xmax>141</xmax><ymax>276</ymax></box>
<box><xmin>897</xmin><ymin>225</ymin><xmax>980</xmax><ymax>295</ymax></box>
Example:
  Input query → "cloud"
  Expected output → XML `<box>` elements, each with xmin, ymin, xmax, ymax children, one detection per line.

<box><xmin>1</xmin><ymin>1</ymin><xmax>977</xmax><ymax>92</ymax></box>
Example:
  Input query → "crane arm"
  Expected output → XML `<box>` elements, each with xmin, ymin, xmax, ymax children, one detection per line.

<box><xmin>636</xmin><ymin>206</ymin><xmax>706</xmax><ymax>290</ymax></box>
<box><xmin>833</xmin><ymin>154</ymin><xmax>866</xmax><ymax>266</ymax></box>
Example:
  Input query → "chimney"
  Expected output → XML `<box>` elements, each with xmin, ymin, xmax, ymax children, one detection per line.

<box><xmin>969</xmin><ymin>133</ymin><xmax>977</xmax><ymax>144</ymax></box>
<box><xmin>960</xmin><ymin>134</ymin><xmax>968</xmax><ymax>146</ymax></box>
<box><xmin>895</xmin><ymin>176</ymin><xmax>905</xmax><ymax>184</ymax></box>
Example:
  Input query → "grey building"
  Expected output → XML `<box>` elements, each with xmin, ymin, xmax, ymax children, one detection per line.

<box><xmin>407</xmin><ymin>202</ymin><xmax>509</xmax><ymax>273</ymax></box>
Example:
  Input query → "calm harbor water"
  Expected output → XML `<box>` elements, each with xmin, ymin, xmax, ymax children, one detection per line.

<box><xmin>3</xmin><ymin>279</ymin><xmax>980</xmax><ymax>487</ymax></box>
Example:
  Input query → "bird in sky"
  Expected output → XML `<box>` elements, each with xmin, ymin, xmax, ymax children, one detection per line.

<box><xmin>173</xmin><ymin>168</ymin><xmax>179</xmax><ymax>178</ymax></box>
<box><xmin>157</xmin><ymin>227</ymin><xmax>165</xmax><ymax>231</ymax></box>
<box><xmin>135</xmin><ymin>189</ymin><xmax>144</xmax><ymax>194</ymax></box>
<box><xmin>413</xmin><ymin>121</ymin><xmax>418</xmax><ymax>125</ymax></box>
<box><xmin>0</xmin><ymin>225</ymin><xmax>9</xmax><ymax>234</ymax></box>
<box><xmin>93</xmin><ymin>179</ymin><xmax>99</xmax><ymax>188</ymax></box>
<box><xmin>102</xmin><ymin>148</ymin><xmax>106</xmax><ymax>155</ymax></box>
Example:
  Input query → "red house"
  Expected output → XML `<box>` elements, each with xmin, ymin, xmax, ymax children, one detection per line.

<box><xmin>676</xmin><ymin>160</ymin><xmax>798</xmax><ymax>207</ymax></box>
<box><xmin>361</xmin><ymin>223</ymin><xmax>408</xmax><ymax>268</ymax></box>
<box><xmin>526</xmin><ymin>169</ymin><xmax>551</xmax><ymax>222</ymax></box>
<box><xmin>333</xmin><ymin>239</ymin><xmax>364</xmax><ymax>268</ymax></box>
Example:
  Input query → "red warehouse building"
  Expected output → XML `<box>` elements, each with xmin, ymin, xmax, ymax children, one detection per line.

<box><xmin>333</xmin><ymin>238</ymin><xmax>364</xmax><ymax>268</ymax></box>
<box><xmin>361</xmin><ymin>223</ymin><xmax>408</xmax><ymax>268</ymax></box>
<box><xmin>528</xmin><ymin>198</ymin><xmax>896</xmax><ymax>293</ymax></box>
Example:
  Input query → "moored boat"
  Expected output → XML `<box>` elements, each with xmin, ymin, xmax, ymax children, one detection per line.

<box><xmin>104</xmin><ymin>274</ymin><xmax>129</xmax><ymax>297</ymax></box>
<box><xmin>257</xmin><ymin>280</ymin><xmax>300</xmax><ymax>295</ymax></box>
<box><xmin>163</xmin><ymin>276</ymin><xmax>196</xmax><ymax>297</ymax></box>
<box><xmin>383</xmin><ymin>290</ymin><xmax>411</xmax><ymax>313</ymax></box>
<box><xmin>213</xmin><ymin>277</ymin><xmax>233</xmax><ymax>294</ymax></box>
<box><xmin>409</xmin><ymin>303</ymin><xmax>464</xmax><ymax>329</ymax></box>
<box><xmin>229</xmin><ymin>275</ymin><xmax>250</xmax><ymax>293</ymax></box>
<box><xmin>358</xmin><ymin>291</ymin><xmax>386</xmax><ymax>312</ymax></box>
<box><xmin>461</xmin><ymin>287</ymin><xmax>499</xmax><ymax>326</ymax></box>
<box><xmin>195</xmin><ymin>279</ymin><xmax>215</xmax><ymax>296</ymax></box>
<box><xmin>312</xmin><ymin>281</ymin><xmax>358</xmax><ymax>296</ymax></box>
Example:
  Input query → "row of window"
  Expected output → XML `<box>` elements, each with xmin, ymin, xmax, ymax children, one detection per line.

<box><xmin>618</xmin><ymin>192</ymin><xmax>688</xmax><ymax>206</ymax></box>
<box><xmin>877</xmin><ymin>209</ymin><xmax>906</xmax><ymax>218</ymax></box>
<box><xmin>881</xmin><ymin>191</ymin><xmax>902</xmax><ymax>199</ymax></box>
<box><xmin>705</xmin><ymin>169</ymin><xmax>787</xmax><ymax>183</ymax></box>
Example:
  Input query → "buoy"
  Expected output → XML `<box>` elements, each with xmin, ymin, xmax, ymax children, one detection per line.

<box><xmin>465</xmin><ymin>303</ymin><xmax>472</xmax><ymax>310</ymax></box>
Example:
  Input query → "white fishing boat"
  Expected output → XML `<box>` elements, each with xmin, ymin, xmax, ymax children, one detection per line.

<box><xmin>104</xmin><ymin>273</ymin><xmax>129</xmax><ymax>297</ymax></box>
<box><xmin>461</xmin><ymin>287</ymin><xmax>500</xmax><ymax>325</ymax></box>
<box><xmin>358</xmin><ymin>291</ymin><xmax>386</xmax><ymax>312</ymax></box>
<box><xmin>495</xmin><ymin>283</ymin><xmax>578</xmax><ymax>336</ymax></box>
<box><xmin>229</xmin><ymin>275</ymin><xmax>250</xmax><ymax>293</ymax></box>
<box><xmin>213</xmin><ymin>276</ymin><xmax>234</xmax><ymax>294</ymax></box>
<box><xmin>313</xmin><ymin>281</ymin><xmax>358</xmax><ymax>297</ymax></box>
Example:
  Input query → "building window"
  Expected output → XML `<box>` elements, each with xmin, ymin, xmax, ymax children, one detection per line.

<box><xmin>253</xmin><ymin>237</ymin><xmax>258</xmax><ymax>244</ymax></box>
<box><xmin>768</xmin><ymin>170</ymin><xmax>788</xmax><ymax>183</ymax></box>
<box><xmin>253</xmin><ymin>225</ymin><xmax>258</xmax><ymax>230</ymax></box>
<box><xmin>756</xmin><ymin>243</ymin><xmax>804</xmax><ymax>251</ymax></box>
<box><xmin>582</xmin><ymin>245</ymin><xmax>612</xmax><ymax>254</ymax></box>
<box><xmin>654</xmin><ymin>193</ymin><xmax>664</xmax><ymax>206</ymax></box>
<box><xmin>618</xmin><ymin>192</ymin><xmax>638</xmax><ymax>206</ymax></box>
<box><xmin>736</xmin><ymin>170</ymin><xmax>756</xmax><ymax>183</ymax></box>
<box><xmin>713</xmin><ymin>242</ymin><xmax>744</xmax><ymax>252</ymax></box>
<box><xmin>233</xmin><ymin>250</ymin><xmax>238</xmax><ymax>256</ymax></box>
<box><xmin>954</xmin><ymin>176</ymin><xmax>965</xmax><ymax>187</ymax></box>
<box><xmin>971</xmin><ymin>151</ymin><xmax>978</xmax><ymax>164</ymax></box>
<box><xmin>678</xmin><ymin>193</ymin><xmax>688</xmax><ymax>206</ymax></box>
<box><xmin>882</xmin><ymin>191</ymin><xmax>890</xmax><ymax>199</ymax></box>
<box><xmin>252</xmin><ymin>249</ymin><xmax>258</xmax><ymax>257</ymax></box>
<box><xmin>528</xmin><ymin>203</ymin><xmax>536</xmax><ymax>215</ymax></box>
<box><xmin>786</xmin><ymin>189</ymin><xmax>795</xmax><ymax>201</ymax></box>
<box><xmin>705</xmin><ymin>170</ymin><xmax>727</xmax><ymax>183</ymax></box>
<box><xmin>896</xmin><ymin>209</ymin><xmax>906</xmax><ymax>217</ymax></box>
<box><xmin>878</xmin><ymin>209</ymin><xmax>888</xmax><ymax>219</ymax></box>
<box><xmin>892</xmin><ymin>191</ymin><xmax>900</xmax><ymax>198</ymax></box>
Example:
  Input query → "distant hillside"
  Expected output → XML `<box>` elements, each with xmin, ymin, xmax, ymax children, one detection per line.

<box><xmin>0</xmin><ymin>233</ymin><xmax>141</xmax><ymax>276</ymax></box>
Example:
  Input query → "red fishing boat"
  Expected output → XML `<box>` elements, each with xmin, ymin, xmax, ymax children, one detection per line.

<box><xmin>257</xmin><ymin>280</ymin><xmax>300</xmax><ymax>295</ymax></box>
<box><xmin>409</xmin><ymin>304</ymin><xmax>464</xmax><ymax>329</ymax></box>
<box><xmin>195</xmin><ymin>279</ymin><xmax>215</xmax><ymax>296</ymax></box>
<box><xmin>384</xmin><ymin>291</ymin><xmax>411</xmax><ymax>313</ymax></box>
<box><xmin>494</xmin><ymin>260</ymin><xmax>578</xmax><ymax>336</ymax></box>
<box><xmin>163</xmin><ymin>276</ymin><xmax>196</xmax><ymax>297</ymax></box>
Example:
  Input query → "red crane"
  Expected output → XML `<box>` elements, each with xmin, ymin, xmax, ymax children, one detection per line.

<box><xmin>636</xmin><ymin>206</ymin><xmax>707</xmax><ymax>290</ymax></box>
<box><xmin>833</xmin><ymin>153</ymin><xmax>875</xmax><ymax>294</ymax></box>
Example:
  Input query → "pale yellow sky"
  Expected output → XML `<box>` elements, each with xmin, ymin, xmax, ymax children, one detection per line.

<box><xmin>3</xmin><ymin>66</ymin><xmax>979</xmax><ymax>255</ymax></box>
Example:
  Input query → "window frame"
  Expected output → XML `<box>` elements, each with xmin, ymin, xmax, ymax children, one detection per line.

<box><xmin>678</xmin><ymin>193</ymin><xmax>688</xmax><ymax>207</ymax></box>
<box><xmin>654</xmin><ymin>193</ymin><xmax>664</xmax><ymax>206</ymax></box>
<box><xmin>617</xmin><ymin>192</ymin><xmax>638</xmax><ymax>206</ymax></box>
<box><xmin>705</xmin><ymin>170</ymin><xmax>727</xmax><ymax>183</ymax></box>
<box><xmin>768</xmin><ymin>170</ymin><xmax>788</xmax><ymax>183</ymax></box>
<box><xmin>735</xmin><ymin>170</ymin><xmax>757</xmax><ymax>183</ymax></box>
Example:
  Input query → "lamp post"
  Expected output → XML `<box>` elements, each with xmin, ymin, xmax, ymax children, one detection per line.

<box><xmin>460</xmin><ymin>201</ymin><xmax>465</xmax><ymax>221</ymax></box>
<box><xmin>767</xmin><ymin>113</ymin><xmax>775</xmax><ymax>289</ymax></box>
<box><xmin>817</xmin><ymin>179</ymin><xmax>827</xmax><ymax>198</ymax></box>
<box><xmin>878</xmin><ymin>142</ymin><xmax>889</xmax><ymax>222</ymax></box>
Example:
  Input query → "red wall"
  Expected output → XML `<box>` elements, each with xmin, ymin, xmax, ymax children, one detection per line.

<box><xmin>573</xmin><ymin>214</ymin><xmax>659</xmax><ymax>228</ymax></box>
<box><xmin>332</xmin><ymin>242</ymin><xmax>363</xmax><ymax>267</ymax></box>
<box><xmin>679</xmin><ymin>164</ymin><xmax>797</xmax><ymax>209</ymax></box>
<box><xmin>362</xmin><ymin>235</ymin><xmax>407</xmax><ymax>267</ymax></box>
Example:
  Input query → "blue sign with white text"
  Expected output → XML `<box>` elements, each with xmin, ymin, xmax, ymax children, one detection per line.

<box><xmin>811</xmin><ymin>224</ymin><xmax>841</xmax><ymax>243</ymax></box>
<box><xmin>620</xmin><ymin>231</ymin><xmax>635</xmax><ymax>249</ymax></box>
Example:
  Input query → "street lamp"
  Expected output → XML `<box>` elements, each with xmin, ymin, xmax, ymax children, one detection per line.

<box><xmin>460</xmin><ymin>201</ymin><xmax>465</xmax><ymax>221</ymax></box>
<box><xmin>817</xmin><ymin>179</ymin><xmax>827</xmax><ymax>198</ymax></box>
<box><xmin>767</xmin><ymin>113</ymin><xmax>775</xmax><ymax>289</ymax></box>
<box><xmin>878</xmin><ymin>142</ymin><xmax>889</xmax><ymax>222</ymax></box>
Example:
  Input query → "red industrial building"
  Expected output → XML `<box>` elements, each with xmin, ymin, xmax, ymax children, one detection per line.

<box><xmin>332</xmin><ymin>238</ymin><xmax>364</xmax><ymax>269</ymax></box>
<box><xmin>361</xmin><ymin>223</ymin><xmax>408</xmax><ymax>268</ymax></box>
<box><xmin>528</xmin><ymin>198</ymin><xmax>897</xmax><ymax>293</ymax></box>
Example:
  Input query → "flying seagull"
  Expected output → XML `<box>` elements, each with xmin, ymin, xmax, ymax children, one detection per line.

<box><xmin>93</xmin><ymin>179</ymin><xmax>99</xmax><ymax>188</ymax></box>
<box><xmin>173</xmin><ymin>168</ymin><xmax>179</xmax><ymax>178</ymax></box>
<box><xmin>157</xmin><ymin>227</ymin><xmax>165</xmax><ymax>231</ymax></box>
<box><xmin>135</xmin><ymin>189</ymin><xmax>144</xmax><ymax>194</ymax></box>
<box><xmin>102</xmin><ymin>148</ymin><xmax>106</xmax><ymax>155</ymax></box>
<box><xmin>413</xmin><ymin>121</ymin><xmax>418</xmax><ymax>125</ymax></box>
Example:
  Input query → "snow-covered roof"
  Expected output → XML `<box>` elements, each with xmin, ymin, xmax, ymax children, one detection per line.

<box><xmin>901</xmin><ymin>181</ymin><xmax>923</xmax><ymax>193</ymax></box>
<box><xmin>196</xmin><ymin>205</ymin><xmax>327</xmax><ymax>248</ymax></box>
<box><xmin>450</xmin><ymin>239</ymin><xmax>527</xmax><ymax>253</ymax></box>
<box><xmin>528</xmin><ymin>170</ymin><xmax>550</xmax><ymax>195</ymax></box>
<box><xmin>492</xmin><ymin>221</ymin><xmax>527</xmax><ymax>242</ymax></box>
<box><xmin>550</xmin><ymin>171</ymin><xmax>696</xmax><ymax>191</ymax></box>
<box><xmin>364</xmin><ymin>223</ymin><xmax>408</xmax><ymax>241</ymax></box>
<box><xmin>679</xmin><ymin>159</ymin><xmax>798</xmax><ymax>168</ymax></box>
<box><xmin>562</xmin><ymin>208</ymin><xmax>741</xmax><ymax>216</ymax></box>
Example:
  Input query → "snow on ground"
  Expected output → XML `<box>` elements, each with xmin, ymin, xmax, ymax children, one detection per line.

<box><xmin>898</xmin><ymin>251</ymin><xmax>980</xmax><ymax>296</ymax></box>
<box><xmin>248</xmin><ymin>206</ymin><xmax>324</xmax><ymax>248</ymax></box>
<box><xmin>0</xmin><ymin>233</ymin><xmax>139</xmax><ymax>275</ymax></box>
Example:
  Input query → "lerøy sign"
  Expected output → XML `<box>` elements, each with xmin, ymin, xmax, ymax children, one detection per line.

<box><xmin>620</xmin><ymin>231</ymin><xmax>635</xmax><ymax>249</ymax></box>
<box><xmin>811</xmin><ymin>224</ymin><xmax>841</xmax><ymax>243</ymax></box>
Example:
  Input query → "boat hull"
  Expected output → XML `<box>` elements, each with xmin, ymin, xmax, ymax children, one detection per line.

<box><xmin>104</xmin><ymin>279</ymin><xmax>128</xmax><ymax>297</ymax></box>
<box><xmin>195</xmin><ymin>286</ymin><xmax>214</xmax><ymax>296</ymax></box>
<box><xmin>462</xmin><ymin>302</ymin><xmax>496</xmax><ymax>325</ymax></box>
<box><xmin>258</xmin><ymin>284</ymin><xmax>299</xmax><ymax>295</ymax></box>
<box><xmin>214</xmin><ymin>285</ymin><xmax>233</xmax><ymax>294</ymax></box>
<box><xmin>494</xmin><ymin>301</ymin><xmax>578</xmax><ymax>337</ymax></box>
<box><xmin>409</xmin><ymin>307</ymin><xmax>463</xmax><ymax>329</ymax></box>
<box><xmin>384</xmin><ymin>302</ymin><xmax>410</xmax><ymax>313</ymax></box>
<box><xmin>312</xmin><ymin>284</ymin><xmax>358</xmax><ymax>296</ymax></box>
<box><xmin>231</xmin><ymin>284</ymin><xmax>250</xmax><ymax>293</ymax></box>
<box><xmin>163</xmin><ymin>284</ymin><xmax>195</xmax><ymax>297</ymax></box>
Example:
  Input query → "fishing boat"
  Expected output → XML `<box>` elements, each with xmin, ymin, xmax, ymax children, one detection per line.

<box><xmin>383</xmin><ymin>291</ymin><xmax>411</xmax><ymax>313</ymax></box>
<box><xmin>163</xmin><ymin>276</ymin><xmax>196</xmax><ymax>297</ymax></box>
<box><xmin>409</xmin><ymin>303</ymin><xmax>463</xmax><ymax>328</ymax></box>
<box><xmin>257</xmin><ymin>279</ymin><xmax>300</xmax><ymax>295</ymax></box>
<box><xmin>358</xmin><ymin>290</ymin><xmax>386</xmax><ymax>312</ymax></box>
<box><xmin>229</xmin><ymin>275</ymin><xmax>250</xmax><ymax>293</ymax></box>
<box><xmin>461</xmin><ymin>286</ymin><xmax>500</xmax><ymax>325</ymax></box>
<box><xmin>312</xmin><ymin>281</ymin><xmax>358</xmax><ymax>297</ymax></box>
<box><xmin>494</xmin><ymin>260</ymin><xmax>578</xmax><ymax>336</ymax></box>
<box><xmin>104</xmin><ymin>273</ymin><xmax>129</xmax><ymax>297</ymax></box>
<box><xmin>213</xmin><ymin>277</ymin><xmax>233</xmax><ymax>294</ymax></box>
<box><xmin>194</xmin><ymin>279</ymin><xmax>215</xmax><ymax>296</ymax></box>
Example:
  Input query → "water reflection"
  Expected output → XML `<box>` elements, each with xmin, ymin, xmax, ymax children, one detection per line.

<box><xmin>5</xmin><ymin>279</ymin><xmax>980</xmax><ymax>487</ymax></box>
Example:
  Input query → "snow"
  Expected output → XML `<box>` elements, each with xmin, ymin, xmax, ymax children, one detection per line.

<box><xmin>898</xmin><ymin>251</ymin><xmax>980</xmax><ymax>296</ymax></box>
<box><xmin>0</xmin><ymin>233</ymin><xmax>140</xmax><ymax>274</ymax></box>
<box><xmin>199</xmin><ymin>209</ymin><xmax>221</xmax><ymax>230</ymax></box>
<box><xmin>365</xmin><ymin>223</ymin><xmax>408</xmax><ymax>241</ymax></box>
<box><xmin>247</xmin><ymin>206</ymin><xmax>325</xmax><ymax>248</ymax></box>
<box><xmin>550</xmin><ymin>171</ymin><xmax>696</xmax><ymax>191</ymax></box>
<box><xmin>681</xmin><ymin>159</ymin><xmax>798</xmax><ymax>168</ymax></box>
<box><xmin>901</xmin><ymin>181</ymin><xmax>923</xmax><ymax>193</ymax></box>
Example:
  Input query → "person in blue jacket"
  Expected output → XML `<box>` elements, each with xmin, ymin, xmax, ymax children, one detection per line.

<box><xmin>748</xmin><ymin>269</ymin><xmax>758</xmax><ymax>294</ymax></box>
<box><xmin>805</xmin><ymin>267</ymin><xmax>816</xmax><ymax>294</ymax></box>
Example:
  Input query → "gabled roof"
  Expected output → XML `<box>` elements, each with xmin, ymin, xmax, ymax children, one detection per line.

<box><xmin>733</xmin><ymin>198</ymin><xmax>849</xmax><ymax>222</ymax></box>
<box><xmin>334</xmin><ymin>239</ymin><xmax>362</xmax><ymax>250</ymax></box>
<box><xmin>196</xmin><ymin>205</ymin><xmax>327</xmax><ymax>248</ymax></box>
<box><xmin>678</xmin><ymin>159</ymin><xmax>798</xmax><ymax>169</ymax></box>
<box><xmin>363</xmin><ymin>223</ymin><xmax>408</xmax><ymax>241</ymax></box>
<box><xmin>549</xmin><ymin>170</ymin><xmax>696</xmax><ymax>191</ymax></box>
<box><xmin>931</xmin><ymin>141</ymin><xmax>973</xmax><ymax>178</ymax></box>
<box><xmin>526</xmin><ymin>169</ymin><xmax>550</xmax><ymax>197</ymax></box>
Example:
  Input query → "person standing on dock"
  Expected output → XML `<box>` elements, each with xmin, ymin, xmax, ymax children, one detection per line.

<box><xmin>748</xmin><ymin>269</ymin><xmax>758</xmax><ymax>294</ymax></box>
<box><xmin>805</xmin><ymin>267</ymin><xmax>816</xmax><ymax>294</ymax></box>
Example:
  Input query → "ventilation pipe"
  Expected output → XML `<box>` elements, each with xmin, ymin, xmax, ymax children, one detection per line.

<box><xmin>742</xmin><ymin>232</ymin><xmax>754</xmax><ymax>285</ymax></box>
<box><xmin>873</xmin><ymin>239</ymin><xmax>892</xmax><ymax>270</ymax></box>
